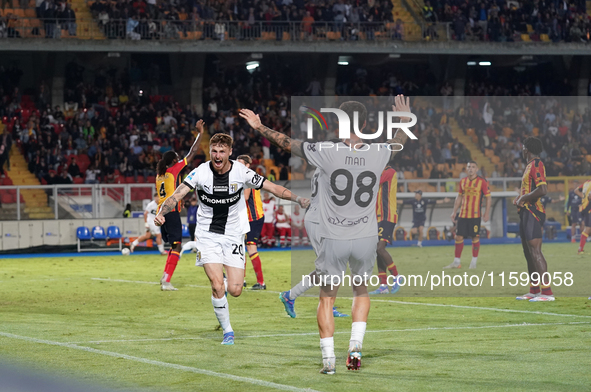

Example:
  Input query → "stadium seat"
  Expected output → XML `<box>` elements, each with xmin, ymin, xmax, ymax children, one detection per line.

<box><xmin>76</xmin><ymin>226</ymin><xmax>92</xmax><ymax>252</ymax></box>
<box><xmin>182</xmin><ymin>224</ymin><xmax>190</xmax><ymax>238</ymax></box>
<box><xmin>107</xmin><ymin>226</ymin><xmax>123</xmax><ymax>250</ymax></box>
<box><xmin>92</xmin><ymin>226</ymin><xmax>107</xmax><ymax>240</ymax></box>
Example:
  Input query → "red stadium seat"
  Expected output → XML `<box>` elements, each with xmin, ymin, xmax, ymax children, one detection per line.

<box><xmin>147</xmin><ymin>176</ymin><xmax>155</xmax><ymax>183</ymax></box>
<box><xmin>73</xmin><ymin>177</ymin><xmax>84</xmax><ymax>184</ymax></box>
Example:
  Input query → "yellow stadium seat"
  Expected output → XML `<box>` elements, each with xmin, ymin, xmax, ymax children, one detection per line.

<box><xmin>540</xmin><ymin>34</ymin><xmax>550</xmax><ymax>42</ymax></box>
<box><xmin>532</xmin><ymin>127</ymin><xmax>539</xmax><ymax>136</ymax></box>
<box><xmin>466</xmin><ymin>128</ymin><xmax>475</xmax><ymax>136</ymax></box>
<box><xmin>24</xmin><ymin>9</ymin><xmax>35</xmax><ymax>17</ymax></box>
<box><xmin>585</xmin><ymin>155</ymin><xmax>591</xmax><ymax>163</ymax></box>
<box><xmin>521</xmin><ymin>34</ymin><xmax>531</xmax><ymax>42</ymax></box>
<box><xmin>526</xmin><ymin>24</ymin><xmax>533</xmax><ymax>33</ymax></box>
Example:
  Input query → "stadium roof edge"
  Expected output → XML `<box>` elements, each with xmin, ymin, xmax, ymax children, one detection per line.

<box><xmin>1</xmin><ymin>39</ymin><xmax>590</xmax><ymax>55</ymax></box>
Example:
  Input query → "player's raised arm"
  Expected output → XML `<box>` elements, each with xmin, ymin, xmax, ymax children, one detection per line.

<box><xmin>239</xmin><ymin>109</ymin><xmax>304</xmax><ymax>158</ymax></box>
<box><xmin>184</xmin><ymin>119</ymin><xmax>205</xmax><ymax>162</ymax></box>
<box><xmin>386</xmin><ymin>95</ymin><xmax>414</xmax><ymax>160</ymax></box>
<box><xmin>154</xmin><ymin>183</ymin><xmax>192</xmax><ymax>226</ymax></box>
<box><xmin>261</xmin><ymin>180</ymin><xmax>310</xmax><ymax>209</ymax></box>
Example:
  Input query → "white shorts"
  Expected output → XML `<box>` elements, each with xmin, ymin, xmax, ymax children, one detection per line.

<box><xmin>304</xmin><ymin>219</ymin><xmax>321</xmax><ymax>256</ymax></box>
<box><xmin>147</xmin><ymin>221</ymin><xmax>161</xmax><ymax>236</ymax></box>
<box><xmin>315</xmin><ymin>236</ymin><xmax>377</xmax><ymax>280</ymax></box>
<box><xmin>194</xmin><ymin>229</ymin><xmax>246</xmax><ymax>269</ymax></box>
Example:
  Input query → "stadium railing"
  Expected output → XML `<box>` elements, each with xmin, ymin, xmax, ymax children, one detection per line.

<box><xmin>0</xmin><ymin>18</ymin><xmax>451</xmax><ymax>41</ymax></box>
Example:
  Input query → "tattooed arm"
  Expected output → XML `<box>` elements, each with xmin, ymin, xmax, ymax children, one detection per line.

<box><xmin>261</xmin><ymin>180</ymin><xmax>310</xmax><ymax>209</ymax></box>
<box><xmin>386</xmin><ymin>95</ymin><xmax>413</xmax><ymax>160</ymax></box>
<box><xmin>154</xmin><ymin>183</ymin><xmax>192</xmax><ymax>226</ymax></box>
<box><xmin>239</xmin><ymin>109</ymin><xmax>304</xmax><ymax>158</ymax></box>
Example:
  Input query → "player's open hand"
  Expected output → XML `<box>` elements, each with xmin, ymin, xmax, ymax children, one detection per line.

<box><xmin>195</xmin><ymin>119</ymin><xmax>205</xmax><ymax>135</ymax></box>
<box><xmin>154</xmin><ymin>214</ymin><xmax>165</xmax><ymax>227</ymax></box>
<box><xmin>451</xmin><ymin>212</ymin><xmax>457</xmax><ymax>223</ymax></box>
<box><xmin>239</xmin><ymin>109</ymin><xmax>262</xmax><ymax>129</ymax></box>
<box><xmin>483</xmin><ymin>212</ymin><xmax>490</xmax><ymax>222</ymax></box>
<box><xmin>298</xmin><ymin>197</ymin><xmax>310</xmax><ymax>209</ymax></box>
<box><xmin>392</xmin><ymin>95</ymin><xmax>411</xmax><ymax>122</ymax></box>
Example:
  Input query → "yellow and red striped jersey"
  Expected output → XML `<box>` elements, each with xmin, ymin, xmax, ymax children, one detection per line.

<box><xmin>520</xmin><ymin>158</ymin><xmax>547</xmax><ymax>215</ymax></box>
<box><xmin>577</xmin><ymin>180</ymin><xmax>591</xmax><ymax>213</ymax></box>
<box><xmin>246</xmin><ymin>188</ymin><xmax>264</xmax><ymax>222</ymax></box>
<box><xmin>376</xmin><ymin>166</ymin><xmax>398</xmax><ymax>223</ymax></box>
<box><xmin>156</xmin><ymin>158</ymin><xmax>187</xmax><ymax>212</ymax></box>
<box><xmin>458</xmin><ymin>176</ymin><xmax>490</xmax><ymax>219</ymax></box>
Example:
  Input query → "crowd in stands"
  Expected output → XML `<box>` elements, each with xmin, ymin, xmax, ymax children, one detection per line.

<box><xmin>456</xmin><ymin>97</ymin><xmax>591</xmax><ymax>177</ymax></box>
<box><xmin>2</xmin><ymin>60</ymin><xmax>591</xmax><ymax>187</ymax></box>
<box><xmin>0</xmin><ymin>1</ymin><xmax>76</xmax><ymax>38</ymax></box>
<box><xmin>423</xmin><ymin>0</ymin><xmax>590</xmax><ymax>42</ymax></box>
<box><xmin>89</xmin><ymin>0</ymin><xmax>397</xmax><ymax>40</ymax></box>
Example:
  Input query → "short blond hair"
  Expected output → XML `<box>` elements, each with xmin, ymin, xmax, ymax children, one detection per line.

<box><xmin>210</xmin><ymin>133</ymin><xmax>233</xmax><ymax>148</ymax></box>
<box><xmin>236</xmin><ymin>154</ymin><xmax>252</xmax><ymax>164</ymax></box>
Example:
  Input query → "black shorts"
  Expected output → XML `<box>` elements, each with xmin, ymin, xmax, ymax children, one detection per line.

<box><xmin>412</xmin><ymin>219</ymin><xmax>425</xmax><ymax>229</ymax></box>
<box><xmin>378</xmin><ymin>221</ymin><xmax>396</xmax><ymax>244</ymax></box>
<box><xmin>161</xmin><ymin>211</ymin><xmax>182</xmax><ymax>245</ymax></box>
<box><xmin>456</xmin><ymin>217</ymin><xmax>481</xmax><ymax>238</ymax></box>
<box><xmin>519</xmin><ymin>209</ymin><xmax>545</xmax><ymax>241</ymax></box>
<box><xmin>569</xmin><ymin>210</ymin><xmax>582</xmax><ymax>226</ymax></box>
<box><xmin>246</xmin><ymin>218</ymin><xmax>264</xmax><ymax>245</ymax></box>
<box><xmin>583</xmin><ymin>211</ymin><xmax>591</xmax><ymax>227</ymax></box>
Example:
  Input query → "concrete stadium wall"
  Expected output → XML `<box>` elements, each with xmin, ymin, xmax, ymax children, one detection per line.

<box><xmin>0</xmin><ymin>217</ymin><xmax>189</xmax><ymax>251</ymax></box>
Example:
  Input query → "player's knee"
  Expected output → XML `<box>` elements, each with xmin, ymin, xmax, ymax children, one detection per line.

<box><xmin>455</xmin><ymin>235</ymin><xmax>464</xmax><ymax>242</ymax></box>
<box><xmin>211</xmin><ymin>282</ymin><xmax>225</xmax><ymax>297</ymax></box>
<box><xmin>227</xmin><ymin>285</ymin><xmax>242</xmax><ymax>297</ymax></box>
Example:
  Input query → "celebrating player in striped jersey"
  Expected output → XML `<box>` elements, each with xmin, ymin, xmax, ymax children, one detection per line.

<box><xmin>130</xmin><ymin>193</ymin><xmax>167</xmax><ymax>255</ymax></box>
<box><xmin>155</xmin><ymin>120</ymin><xmax>204</xmax><ymax>291</ymax></box>
<box><xmin>236</xmin><ymin>154</ymin><xmax>267</xmax><ymax>290</ymax></box>
<box><xmin>155</xmin><ymin>133</ymin><xmax>309</xmax><ymax>345</ymax></box>
<box><xmin>444</xmin><ymin>160</ymin><xmax>491</xmax><ymax>270</ymax></box>
<box><xmin>514</xmin><ymin>137</ymin><xmax>554</xmax><ymax>302</ymax></box>
<box><xmin>369</xmin><ymin>164</ymin><xmax>401</xmax><ymax>295</ymax></box>
<box><xmin>575</xmin><ymin>180</ymin><xmax>591</xmax><ymax>254</ymax></box>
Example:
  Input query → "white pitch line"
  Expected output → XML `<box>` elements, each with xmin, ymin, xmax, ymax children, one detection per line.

<box><xmin>369</xmin><ymin>299</ymin><xmax>591</xmax><ymax>319</ymax></box>
<box><xmin>69</xmin><ymin>321</ymin><xmax>591</xmax><ymax>344</ymax></box>
<box><xmin>0</xmin><ymin>331</ymin><xmax>319</xmax><ymax>392</ymax></box>
<box><xmin>91</xmin><ymin>278</ymin><xmax>591</xmax><ymax>319</ymax></box>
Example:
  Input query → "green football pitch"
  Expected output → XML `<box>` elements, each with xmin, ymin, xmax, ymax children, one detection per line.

<box><xmin>1</xmin><ymin>243</ymin><xmax>590</xmax><ymax>391</ymax></box>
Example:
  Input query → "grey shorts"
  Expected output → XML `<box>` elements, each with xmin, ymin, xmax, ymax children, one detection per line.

<box><xmin>315</xmin><ymin>236</ymin><xmax>377</xmax><ymax>282</ymax></box>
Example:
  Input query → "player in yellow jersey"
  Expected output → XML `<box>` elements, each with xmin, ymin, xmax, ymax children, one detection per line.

<box><xmin>237</xmin><ymin>155</ymin><xmax>267</xmax><ymax>290</ymax></box>
<box><xmin>370</xmin><ymin>164</ymin><xmax>402</xmax><ymax>295</ymax></box>
<box><xmin>575</xmin><ymin>179</ymin><xmax>591</xmax><ymax>255</ymax></box>
<box><xmin>156</xmin><ymin>120</ymin><xmax>204</xmax><ymax>291</ymax></box>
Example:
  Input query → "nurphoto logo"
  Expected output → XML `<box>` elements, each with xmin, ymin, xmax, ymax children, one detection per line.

<box><xmin>303</xmin><ymin>106</ymin><xmax>418</xmax><ymax>141</ymax></box>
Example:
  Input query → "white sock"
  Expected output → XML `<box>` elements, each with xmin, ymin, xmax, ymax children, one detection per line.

<box><xmin>453</xmin><ymin>257</ymin><xmax>461</xmax><ymax>266</ymax></box>
<box><xmin>212</xmin><ymin>296</ymin><xmax>232</xmax><ymax>334</ymax></box>
<box><xmin>417</xmin><ymin>241</ymin><xmax>422</xmax><ymax>246</ymax></box>
<box><xmin>289</xmin><ymin>277</ymin><xmax>314</xmax><ymax>300</ymax></box>
<box><xmin>181</xmin><ymin>241</ymin><xmax>196</xmax><ymax>256</ymax></box>
<box><xmin>131</xmin><ymin>239</ymin><xmax>139</xmax><ymax>247</ymax></box>
<box><xmin>157</xmin><ymin>243</ymin><xmax>165</xmax><ymax>253</ymax></box>
<box><xmin>349</xmin><ymin>321</ymin><xmax>366</xmax><ymax>350</ymax></box>
<box><xmin>320</xmin><ymin>337</ymin><xmax>335</xmax><ymax>360</ymax></box>
<box><xmin>470</xmin><ymin>257</ymin><xmax>478</xmax><ymax>265</ymax></box>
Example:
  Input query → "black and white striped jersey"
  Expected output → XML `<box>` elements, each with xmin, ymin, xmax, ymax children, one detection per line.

<box><xmin>183</xmin><ymin>161</ymin><xmax>266</xmax><ymax>236</ymax></box>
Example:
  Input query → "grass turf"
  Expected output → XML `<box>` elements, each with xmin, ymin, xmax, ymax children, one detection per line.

<box><xmin>0</xmin><ymin>243</ymin><xmax>590</xmax><ymax>391</ymax></box>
